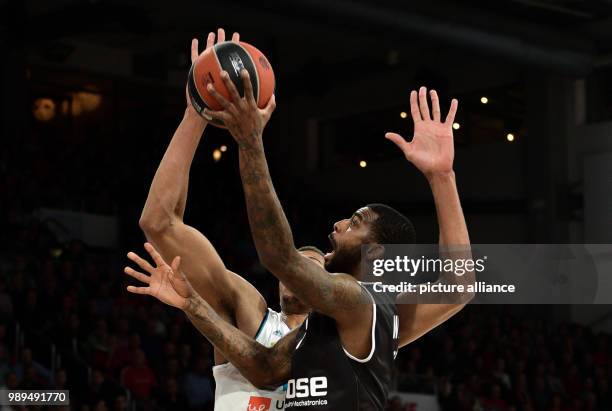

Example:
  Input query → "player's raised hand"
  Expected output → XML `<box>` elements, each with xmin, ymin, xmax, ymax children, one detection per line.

<box><xmin>186</xmin><ymin>28</ymin><xmax>241</xmax><ymax>110</ymax></box>
<box><xmin>124</xmin><ymin>243</ymin><xmax>193</xmax><ymax>310</ymax></box>
<box><xmin>203</xmin><ymin>69</ymin><xmax>276</xmax><ymax>147</ymax></box>
<box><xmin>386</xmin><ymin>87</ymin><xmax>458</xmax><ymax>177</ymax></box>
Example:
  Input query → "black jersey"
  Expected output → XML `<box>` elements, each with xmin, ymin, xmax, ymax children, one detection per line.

<box><xmin>284</xmin><ymin>282</ymin><xmax>399</xmax><ymax>411</ymax></box>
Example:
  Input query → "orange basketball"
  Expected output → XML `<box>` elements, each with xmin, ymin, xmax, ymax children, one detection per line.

<box><xmin>187</xmin><ymin>41</ymin><xmax>275</xmax><ymax>127</ymax></box>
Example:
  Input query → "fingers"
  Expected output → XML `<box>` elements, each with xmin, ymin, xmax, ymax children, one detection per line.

<box><xmin>385</xmin><ymin>132</ymin><xmax>408</xmax><ymax>149</ymax></box>
<box><xmin>124</xmin><ymin>266</ymin><xmax>151</xmax><ymax>284</ymax></box>
<box><xmin>203</xmin><ymin>108</ymin><xmax>231</xmax><ymax>124</ymax></box>
<box><xmin>410</xmin><ymin>90</ymin><xmax>421</xmax><ymax>123</ymax></box>
<box><xmin>127</xmin><ymin>251</ymin><xmax>154</xmax><ymax>274</ymax></box>
<box><xmin>171</xmin><ymin>256</ymin><xmax>181</xmax><ymax>273</ymax></box>
<box><xmin>430</xmin><ymin>90</ymin><xmax>441</xmax><ymax>122</ymax></box>
<box><xmin>445</xmin><ymin>98</ymin><xmax>459</xmax><ymax>125</ymax></box>
<box><xmin>200</xmin><ymin>29</ymin><xmax>237</xmax><ymax>58</ymax></box>
<box><xmin>205</xmin><ymin>31</ymin><xmax>215</xmax><ymax>50</ymax></box>
<box><xmin>241</xmin><ymin>70</ymin><xmax>255</xmax><ymax>104</ymax></box>
<box><xmin>191</xmin><ymin>38</ymin><xmax>199</xmax><ymax>63</ymax></box>
<box><xmin>126</xmin><ymin>285</ymin><xmax>151</xmax><ymax>296</ymax></box>
<box><xmin>144</xmin><ymin>242</ymin><xmax>165</xmax><ymax>268</ymax></box>
<box><xmin>261</xmin><ymin>94</ymin><xmax>276</xmax><ymax>122</ymax></box>
<box><xmin>207</xmin><ymin>82</ymin><xmax>233</xmax><ymax>109</ymax></box>
<box><xmin>418</xmin><ymin>86</ymin><xmax>431</xmax><ymax>121</ymax></box>
<box><xmin>385</xmin><ymin>133</ymin><xmax>413</xmax><ymax>158</ymax></box>
<box><xmin>220</xmin><ymin>71</ymin><xmax>242</xmax><ymax>103</ymax></box>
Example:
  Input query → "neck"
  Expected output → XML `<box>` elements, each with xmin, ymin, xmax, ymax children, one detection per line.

<box><xmin>348</xmin><ymin>262</ymin><xmax>363</xmax><ymax>281</ymax></box>
<box><xmin>282</xmin><ymin>312</ymin><xmax>309</xmax><ymax>329</ymax></box>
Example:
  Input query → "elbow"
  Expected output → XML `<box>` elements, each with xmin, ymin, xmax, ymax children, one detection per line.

<box><xmin>251</xmin><ymin>376</ymin><xmax>275</xmax><ymax>390</ymax></box>
<box><xmin>139</xmin><ymin>213</ymin><xmax>173</xmax><ymax>237</ymax></box>
<box><xmin>244</xmin><ymin>366</ymin><xmax>279</xmax><ymax>390</ymax></box>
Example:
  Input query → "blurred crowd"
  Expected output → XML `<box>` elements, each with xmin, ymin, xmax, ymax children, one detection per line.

<box><xmin>389</xmin><ymin>308</ymin><xmax>611</xmax><ymax>411</ymax></box>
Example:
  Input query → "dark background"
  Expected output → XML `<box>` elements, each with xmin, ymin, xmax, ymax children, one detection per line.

<box><xmin>0</xmin><ymin>0</ymin><xmax>611</xmax><ymax>410</ymax></box>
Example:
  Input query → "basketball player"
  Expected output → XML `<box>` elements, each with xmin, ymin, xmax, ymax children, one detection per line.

<box><xmin>125</xmin><ymin>73</ymin><xmax>469</xmax><ymax>410</ymax></box>
<box><xmin>134</xmin><ymin>28</ymin><xmax>321</xmax><ymax>410</ymax></box>
<box><xmin>197</xmin><ymin>72</ymin><xmax>471</xmax><ymax>410</ymax></box>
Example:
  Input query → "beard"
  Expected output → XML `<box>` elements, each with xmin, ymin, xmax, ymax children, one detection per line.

<box><xmin>325</xmin><ymin>244</ymin><xmax>361</xmax><ymax>273</ymax></box>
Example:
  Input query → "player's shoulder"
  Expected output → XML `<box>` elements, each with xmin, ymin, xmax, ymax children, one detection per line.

<box><xmin>264</xmin><ymin>308</ymin><xmax>283</xmax><ymax>324</ymax></box>
<box><xmin>358</xmin><ymin>281</ymin><xmax>397</xmax><ymax>317</ymax></box>
<box><xmin>255</xmin><ymin>308</ymin><xmax>290</xmax><ymax>345</ymax></box>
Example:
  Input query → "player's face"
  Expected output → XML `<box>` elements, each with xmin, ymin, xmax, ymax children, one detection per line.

<box><xmin>279</xmin><ymin>250</ymin><xmax>324</xmax><ymax>314</ymax></box>
<box><xmin>325</xmin><ymin>207</ymin><xmax>376</xmax><ymax>273</ymax></box>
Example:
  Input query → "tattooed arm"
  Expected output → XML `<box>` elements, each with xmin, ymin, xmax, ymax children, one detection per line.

<box><xmin>185</xmin><ymin>293</ymin><xmax>297</xmax><ymax>388</ymax></box>
<box><xmin>203</xmin><ymin>71</ymin><xmax>370</xmax><ymax>315</ymax></box>
<box><xmin>124</xmin><ymin>243</ymin><xmax>294</xmax><ymax>388</ymax></box>
<box><xmin>203</xmin><ymin>71</ymin><xmax>374</xmax><ymax>359</ymax></box>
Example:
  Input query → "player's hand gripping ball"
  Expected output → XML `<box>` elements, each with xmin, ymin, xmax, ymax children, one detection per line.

<box><xmin>187</xmin><ymin>41</ymin><xmax>275</xmax><ymax>128</ymax></box>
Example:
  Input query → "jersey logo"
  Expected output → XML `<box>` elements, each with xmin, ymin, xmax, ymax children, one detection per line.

<box><xmin>247</xmin><ymin>396</ymin><xmax>271</xmax><ymax>411</ymax></box>
<box><xmin>286</xmin><ymin>376</ymin><xmax>328</xmax><ymax>399</ymax></box>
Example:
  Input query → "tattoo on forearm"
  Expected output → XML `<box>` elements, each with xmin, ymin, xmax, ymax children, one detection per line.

<box><xmin>237</xmin><ymin>134</ymin><xmax>368</xmax><ymax>313</ymax></box>
<box><xmin>184</xmin><ymin>296</ymin><xmax>276</xmax><ymax>379</ymax></box>
<box><xmin>238</xmin><ymin>138</ymin><xmax>294</xmax><ymax>268</ymax></box>
<box><xmin>184</xmin><ymin>294</ymin><xmax>295</xmax><ymax>384</ymax></box>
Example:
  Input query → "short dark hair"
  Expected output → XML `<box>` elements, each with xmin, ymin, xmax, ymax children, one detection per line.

<box><xmin>367</xmin><ymin>203</ymin><xmax>416</xmax><ymax>244</ymax></box>
<box><xmin>297</xmin><ymin>245</ymin><xmax>325</xmax><ymax>256</ymax></box>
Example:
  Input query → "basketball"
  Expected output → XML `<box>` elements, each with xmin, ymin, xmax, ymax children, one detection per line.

<box><xmin>187</xmin><ymin>41</ymin><xmax>275</xmax><ymax>127</ymax></box>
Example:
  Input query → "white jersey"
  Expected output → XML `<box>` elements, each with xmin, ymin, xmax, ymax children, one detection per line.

<box><xmin>213</xmin><ymin>308</ymin><xmax>291</xmax><ymax>411</ymax></box>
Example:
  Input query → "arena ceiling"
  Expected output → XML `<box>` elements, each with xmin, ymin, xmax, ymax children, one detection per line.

<box><xmin>2</xmin><ymin>0</ymin><xmax>612</xmax><ymax>76</ymax></box>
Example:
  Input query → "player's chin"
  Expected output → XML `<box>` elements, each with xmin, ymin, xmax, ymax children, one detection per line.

<box><xmin>324</xmin><ymin>252</ymin><xmax>339</xmax><ymax>272</ymax></box>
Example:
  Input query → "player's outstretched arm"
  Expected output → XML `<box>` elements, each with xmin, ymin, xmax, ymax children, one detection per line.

<box><xmin>386</xmin><ymin>88</ymin><xmax>474</xmax><ymax>347</ymax></box>
<box><xmin>203</xmin><ymin>71</ymin><xmax>371</xmax><ymax>322</ymax></box>
<box><xmin>123</xmin><ymin>243</ymin><xmax>293</xmax><ymax>388</ymax></box>
<box><xmin>139</xmin><ymin>30</ymin><xmax>267</xmax><ymax>328</ymax></box>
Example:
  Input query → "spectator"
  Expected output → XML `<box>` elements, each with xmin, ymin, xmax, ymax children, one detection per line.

<box><xmin>12</xmin><ymin>347</ymin><xmax>52</xmax><ymax>386</ymax></box>
<box><xmin>88</xmin><ymin>319</ymin><xmax>111</xmax><ymax>368</ymax></box>
<box><xmin>492</xmin><ymin>358</ymin><xmax>511</xmax><ymax>390</ymax></box>
<box><xmin>0</xmin><ymin>345</ymin><xmax>10</xmax><ymax>382</ymax></box>
<box><xmin>113</xmin><ymin>394</ymin><xmax>129</xmax><ymax>411</ymax></box>
<box><xmin>182</xmin><ymin>355</ymin><xmax>214</xmax><ymax>410</ymax></box>
<box><xmin>0</xmin><ymin>280</ymin><xmax>13</xmax><ymax>319</ymax></box>
<box><xmin>481</xmin><ymin>384</ymin><xmax>509</xmax><ymax>411</ymax></box>
<box><xmin>1</xmin><ymin>372</ymin><xmax>18</xmax><ymax>390</ymax></box>
<box><xmin>86</xmin><ymin>369</ymin><xmax>119</xmax><ymax>406</ymax></box>
<box><xmin>157</xmin><ymin>377</ymin><xmax>188</xmax><ymax>410</ymax></box>
<box><xmin>120</xmin><ymin>349</ymin><xmax>156</xmax><ymax>400</ymax></box>
<box><xmin>53</xmin><ymin>368</ymin><xmax>69</xmax><ymax>390</ymax></box>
